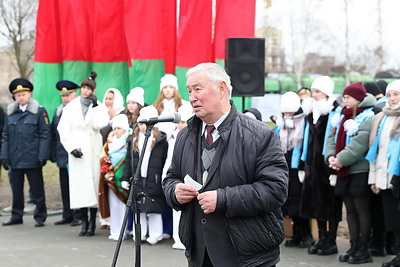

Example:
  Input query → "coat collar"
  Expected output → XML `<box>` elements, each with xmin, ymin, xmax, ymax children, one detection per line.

<box><xmin>7</xmin><ymin>98</ymin><xmax>40</xmax><ymax>116</ymax></box>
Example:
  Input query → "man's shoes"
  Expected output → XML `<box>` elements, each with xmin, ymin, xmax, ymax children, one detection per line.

<box><xmin>2</xmin><ymin>219</ymin><xmax>23</xmax><ymax>226</ymax></box>
<box><xmin>35</xmin><ymin>221</ymin><xmax>45</xmax><ymax>227</ymax></box>
<box><xmin>70</xmin><ymin>219</ymin><xmax>82</xmax><ymax>226</ymax></box>
<box><xmin>2</xmin><ymin>205</ymin><xmax>12</xmax><ymax>213</ymax></box>
<box><xmin>24</xmin><ymin>203</ymin><xmax>36</xmax><ymax>213</ymax></box>
<box><xmin>54</xmin><ymin>218</ymin><xmax>73</xmax><ymax>225</ymax></box>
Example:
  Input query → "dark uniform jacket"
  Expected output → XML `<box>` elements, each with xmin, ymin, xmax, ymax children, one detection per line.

<box><xmin>51</xmin><ymin>104</ymin><xmax>68</xmax><ymax>168</ymax></box>
<box><xmin>122</xmin><ymin>130</ymin><xmax>168</xmax><ymax>213</ymax></box>
<box><xmin>162</xmin><ymin>103</ymin><xmax>288</xmax><ymax>267</ymax></box>
<box><xmin>0</xmin><ymin>98</ymin><xmax>51</xmax><ymax>168</ymax></box>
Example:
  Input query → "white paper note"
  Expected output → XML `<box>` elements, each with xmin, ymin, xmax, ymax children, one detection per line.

<box><xmin>184</xmin><ymin>174</ymin><xmax>203</xmax><ymax>191</ymax></box>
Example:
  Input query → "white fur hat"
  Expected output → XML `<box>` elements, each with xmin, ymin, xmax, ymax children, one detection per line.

<box><xmin>112</xmin><ymin>114</ymin><xmax>129</xmax><ymax>131</ymax></box>
<box><xmin>160</xmin><ymin>74</ymin><xmax>178</xmax><ymax>91</ymax></box>
<box><xmin>178</xmin><ymin>103</ymin><xmax>194</xmax><ymax>122</ymax></box>
<box><xmin>311</xmin><ymin>76</ymin><xmax>334</xmax><ymax>97</ymax></box>
<box><xmin>280</xmin><ymin>91</ymin><xmax>301</xmax><ymax>113</ymax></box>
<box><xmin>126</xmin><ymin>87</ymin><xmax>145</xmax><ymax>106</ymax></box>
<box><xmin>137</xmin><ymin>105</ymin><xmax>158</xmax><ymax>122</ymax></box>
<box><xmin>386</xmin><ymin>80</ymin><xmax>400</xmax><ymax>95</ymax></box>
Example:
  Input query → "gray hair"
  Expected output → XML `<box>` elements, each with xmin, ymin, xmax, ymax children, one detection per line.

<box><xmin>186</xmin><ymin>63</ymin><xmax>233</xmax><ymax>96</ymax></box>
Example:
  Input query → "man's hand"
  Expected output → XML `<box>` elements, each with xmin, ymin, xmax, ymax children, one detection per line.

<box><xmin>174</xmin><ymin>183</ymin><xmax>198</xmax><ymax>204</ymax></box>
<box><xmin>38</xmin><ymin>159</ymin><xmax>47</xmax><ymax>167</ymax></box>
<box><xmin>197</xmin><ymin>190</ymin><xmax>217</xmax><ymax>214</ymax></box>
<box><xmin>88</xmin><ymin>94</ymin><xmax>98</xmax><ymax>107</ymax></box>
<box><xmin>1</xmin><ymin>159</ymin><xmax>10</xmax><ymax>171</ymax></box>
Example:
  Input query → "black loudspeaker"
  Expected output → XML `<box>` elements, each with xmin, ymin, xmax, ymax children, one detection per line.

<box><xmin>225</xmin><ymin>38</ymin><xmax>265</xmax><ymax>97</ymax></box>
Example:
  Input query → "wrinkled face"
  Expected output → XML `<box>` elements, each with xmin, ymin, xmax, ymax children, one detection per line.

<box><xmin>14</xmin><ymin>91</ymin><xmax>32</xmax><ymax>106</ymax></box>
<box><xmin>162</xmin><ymin>86</ymin><xmax>175</xmax><ymax>100</ymax></box>
<box><xmin>127</xmin><ymin>100</ymin><xmax>139</xmax><ymax>113</ymax></box>
<box><xmin>343</xmin><ymin>94</ymin><xmax>360</xmax><ymax>109</ymax></box>
<box><xmin>312</xmin><ymin>89</ymin><xmax>328</xmax><ymax>101</ymax></box>
<box><xmin>61</xmin><ymin>93</ymin><xmax>76</xmax><ymax>106</ymax></box>
<box><xmin>113</xmin><ymin>127</ymin><xmax>126</xmax><ymax>138</ymax></box>
<box><xmin>387</xmin><ymin>90</ymin><xmax>400</xmax><ymax>108</ymax></box>
<box><xmin>105</xmin><ymin>92</ymin><xmax>114</xmax><ymax>107</ymax></box>
<box><xmin>187</xmin><ymin>71</ymin><xmax>224</xmax><ymax>124</ymax></box>
<box><xmin>80</xmin><ymin>85</ymin><xmax>94</xmax><ymax>98</ymax></box>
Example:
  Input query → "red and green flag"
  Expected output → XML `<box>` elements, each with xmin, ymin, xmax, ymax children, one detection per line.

<box><xmin>34</xmin><ymin>0</ymin><xmax>255</xmax><ymax>117</ymax></box>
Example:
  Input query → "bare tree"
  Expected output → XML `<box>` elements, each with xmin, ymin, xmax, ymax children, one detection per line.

<box><xmin>0</xmin><ymin>0</ymin><xmax>37</xmax><ymax>79</ymax></box>
<box><xmin>282</xmin><ymin>0</ymin><xmax>324</xmax><ymax>88</ymax></box>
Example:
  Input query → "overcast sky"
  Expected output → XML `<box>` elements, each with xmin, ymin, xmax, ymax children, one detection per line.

<box><xmin>256</xmin><ymin>0</ymin><xmax>400</xmax><ymax>72</ymax></box>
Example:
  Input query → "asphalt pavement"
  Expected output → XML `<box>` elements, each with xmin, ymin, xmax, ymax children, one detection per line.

<box><xmin>0</xmin><ymin>212</ymin><xmax>395</xmax><ymax>267</ymax></box>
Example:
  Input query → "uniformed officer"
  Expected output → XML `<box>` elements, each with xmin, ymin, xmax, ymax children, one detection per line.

<box><xmin>52</xmin><ymin>80</ymin><xmax>81</xmax><ymax>226</ymax></box>
<box><xmin>0</xmin><ymin>78</ymin><xmax>51</xmax><ymax>227</ymax></box>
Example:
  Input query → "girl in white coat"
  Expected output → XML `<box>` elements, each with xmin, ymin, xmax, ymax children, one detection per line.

<box><xmin>58</xmin><ymin>71</ymin><xmax>109</xmax><ymax>237</ymax></box>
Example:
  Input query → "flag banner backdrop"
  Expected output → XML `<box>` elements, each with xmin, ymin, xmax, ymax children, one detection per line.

<box><xmin>34</xmin><ymin>0</ymin><xmax>256</xmax><ymax>118</ymax></box>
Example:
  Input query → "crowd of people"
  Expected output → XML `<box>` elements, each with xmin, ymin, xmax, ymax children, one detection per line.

<box><xmin>0</xmin><ymin>70</ymin><xmax>192</xmax><ymax>252</ymax></box>
<box><xmin>275</xmin><ymin>77</ymin><xmax>400</xmax><ymax>267</ymax></box>
<box><xmin>1</xmin><ymin>63</ymin><xmax>400</xmax><ymax>267</ymax></box>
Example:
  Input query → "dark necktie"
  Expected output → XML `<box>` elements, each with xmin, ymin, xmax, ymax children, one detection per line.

<box><xmin>205</xmin><ymin>125</ymin><xmax>215</xmax><ymax>145</ymax></box>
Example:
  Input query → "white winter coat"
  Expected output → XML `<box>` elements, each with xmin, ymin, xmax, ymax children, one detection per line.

<box><xmin>57</xmin><ymin>96</ymin><xmax>109</xmax><ymax>209</ymax></box>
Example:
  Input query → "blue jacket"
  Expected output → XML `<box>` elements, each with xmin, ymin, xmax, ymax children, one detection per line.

<box><xmin>0</xmin><ymin>98</ymin><xmax>51</xmax><ymax>169</ymax></box>
<box><xmin>51</xmin><ymin>104</ymin><xmax>68</xmax><ymax>168</ymax></box>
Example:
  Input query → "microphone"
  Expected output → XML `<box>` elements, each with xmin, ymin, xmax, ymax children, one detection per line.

<box><xmin>138</xmin><ymin>112</ymin><xmax>181</xmax><ymax>125</ymax></box>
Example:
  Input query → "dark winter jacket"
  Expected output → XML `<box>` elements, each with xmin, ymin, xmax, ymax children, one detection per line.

<box><xmin>51</xmin><ymin>104</ymin><xmax>68</xmax><ymax>168</ymax></box>
<box><xmin>122</xmin><ymin>130</ymin><xmax>168</xmax><ymax>213</ymax></box>
<box><xmin>299</xmin><ymin>101</ymin><xmax>342</xmax><ymax>221</ymax></box>
<box><xmin>162</xmin><ymin>103</ymin><xmax>288</xmax><ymax>267</ymax></box>
<box><xmin>0</xmin><ymin>98</ymin><xmax>51</xmax><ymax>168</ymax></box>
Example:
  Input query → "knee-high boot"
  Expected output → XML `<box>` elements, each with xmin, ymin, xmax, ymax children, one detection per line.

<box><xmin>79</xmin><ymin>208</ymin><xmax>88</xmax><ymax>236</ymax></box>
<box><xmin>85</xmin><ymin>208</ymin><xmax>97</xmax><ymax>237</ymax></box>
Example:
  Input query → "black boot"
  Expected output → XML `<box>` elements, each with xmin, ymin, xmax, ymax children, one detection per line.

<box><xmin>308</xmin><ymin>231</ymin><xmax>326</xmax><ymax>255</ymax></box>
<box><xmin>317</xmin><ymin>232</ymin><xmax>338</xmax><ymax>255</ymax></box>
<box><xmin>381</xmin><ymin>254</ymin><xmax>400</xmax><ymax>267</ymax></box>
<box><xmin>85</xmin><ymin>208</ymin><xmax>97</xmax><ymax>237</ymax></box>
<box><xmin>339</xmin><ymin>240</ymin><xmax>359</xmax><ymax>262</ymax></box>
<box><xmin>79</xmin><ymin>208</ymin><xmax>88</xmax><ymax>236</ymax></box>
<box><xmin>347</xmin><ymin>244</ymin><xmax>373</xmax><ymax>264</ymax></box>
<box><xmin>298</xmin><ymin>219</ymin><xmax>315</xmax><ymax>248</ymax></box>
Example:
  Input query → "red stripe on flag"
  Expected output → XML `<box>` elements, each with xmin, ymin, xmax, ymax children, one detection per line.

<box><xmin>34</xmin><ymin>0</ymin><xmax>62</xmax><ymax>63</ymax></box>
<box><xmin>176</xmin><ymin>0</ymin><xmax>213</xmax><ymax>68</ymax></box>
<box><xmin>214</xmin><ymin>0</ymin><xmax>256</xmax><ymax>60</ymax></box>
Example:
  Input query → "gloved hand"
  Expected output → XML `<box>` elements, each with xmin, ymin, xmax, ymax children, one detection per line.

<box><xmin>1</xmin><ymin>159</ymin><xmax>10</xmax><ymax>170</ymax></box>
<box><xmin>298</xmin><ymin>170</ymin><xmax>305</xmax><ymax>183</ymax></box>
<box><xmin>38</xmin><ymin>159</ymin><xmax>47</xmax><ymax>167</ymax></box>
<box><xmin>87</xmin><ymin>94</ymin><xmax>98</xmax><ymax>107</ymax></box>
<box><xmin>121</xmin><ymin>181</ymin><xmax>130</xmax><ymax>190</ymax></box>
<box><xmin>329</xmin><ymin>174</ymin><xmax>337</xmax><ymax>187</ymax></box>
<box><xmin>50</xmin><ymin>156</ymin><xmax>57</xmax><ymax>163</ymax></box>
<box><xmin>71</xmin><ymin>148</ymin><xmax>83</xmax><ymax>158</ymax></box>
<box><xmin>392</xmin><ymin>185</ymin><xmax>400</xmax><ymax>199</ymax></box>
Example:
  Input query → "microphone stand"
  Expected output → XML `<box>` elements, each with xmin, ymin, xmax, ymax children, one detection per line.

<box><xmin>111</xmin><ymin>123</ymin><xmax>154</xmax><ymax>267</ymax></box>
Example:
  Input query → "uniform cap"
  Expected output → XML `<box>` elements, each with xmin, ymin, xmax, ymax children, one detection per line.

<box><xmin>56</xmin><ymin>80</ymin><xmax>79</xmax><ymax>95</ymax></box>
<box><xmin>9</xmin><ymin>78</ymin><xmax>33</xmax><ymax>94</ymax></box>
